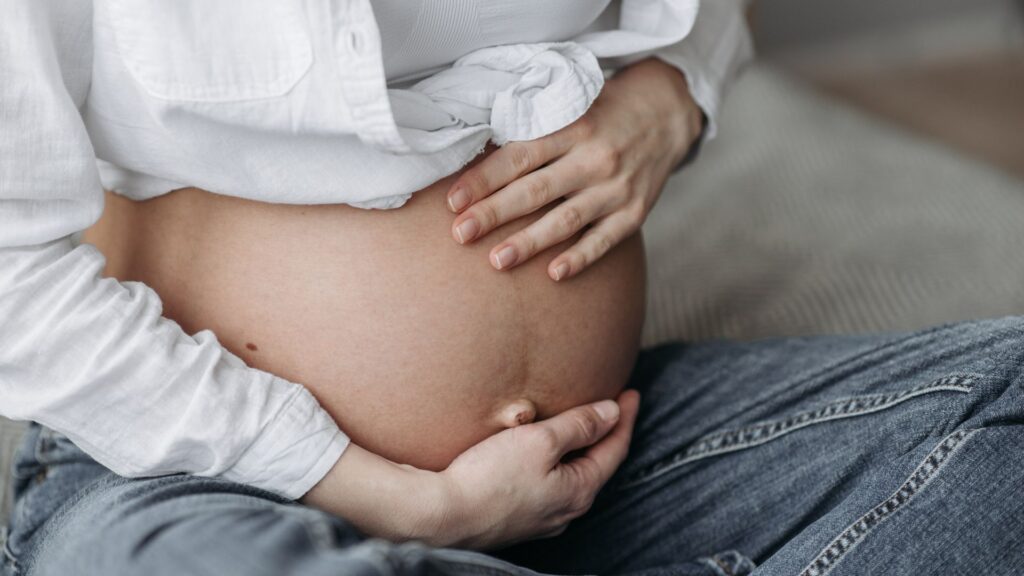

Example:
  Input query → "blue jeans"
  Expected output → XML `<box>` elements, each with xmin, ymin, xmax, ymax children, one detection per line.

<box><xmin>4</xmin><ymin>318</ymin><xmax>1024</xmax><ymax>575</ymax></box>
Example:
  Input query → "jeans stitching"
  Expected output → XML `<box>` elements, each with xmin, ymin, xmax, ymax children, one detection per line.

<box><xmin>617</xmin><ymin>375</ymin><xmax>977</xmax><ymax>490</ymax></box>
<box><xmin>798</xmin><ymin>428</ymin><xmax>979</xmax><ymax>576</ymax></box>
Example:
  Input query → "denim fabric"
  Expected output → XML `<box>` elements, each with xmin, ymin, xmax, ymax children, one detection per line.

<box><xmin>4</xmin><ymin>318</ymin><xmax>1024</xmax><ymax>576</ymax></box>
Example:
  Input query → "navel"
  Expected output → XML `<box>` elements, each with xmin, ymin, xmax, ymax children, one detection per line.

<box><xmin>495</xmin><ymin>398</ymin><xmax>537</xmax><ymax>429</ymax></box>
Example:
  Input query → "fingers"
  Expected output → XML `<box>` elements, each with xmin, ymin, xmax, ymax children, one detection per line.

<box><xmin>486</xmin><ymin>187</ymin><xmax>613</xmax><ymax>272</ymax></box>
<box><xmin>533</xmin><ymin>390</ymin><xmax>640</xmax><ymax>528</ymax></box>
<box><xmin>447</xmin><ymin>135</ymin><xmax>572</xmax><ymax>214</ymax></box>
<box><xmin>533</xmin><ymin>399</ymin><xmax>621</xmax><ymax>464</ymax></box>
<box><xmin>548</xmin><ymin>208</ymin><xmax>641</xmax><ymax>281</ymax></box>
<box><xmin>553</xmin><ymin>390</ymin><xmax>640</xmax><ymax>520</ymax></box>
<box><xmin>570</xmin><ymin>389</ymin><xmax>640</xmax><ymax>488</ymax></box>
<box><xmin>451</xmin><ymin>158</ymin><xmax>589</xmax><ymax>249</ymax></box>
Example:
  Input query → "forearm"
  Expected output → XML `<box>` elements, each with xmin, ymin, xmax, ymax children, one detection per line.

<box><xmin>1</xmin><ymin>1</ymin><xmax>346</xmax><ymax>499</ymax></box>
<box><xmin>302</xmin><ymin>443</ymin><xmax>448</xmax><ymax>544</ymax></box>
<box><xmin>302</xmin><ymin>393</ymin><xmax>639</xmax><ymax>552</ymax></box>
<box><xmin>648</xmin><ymin>0</ymin><xmax>755</xmax><ymax>141</ymax></box>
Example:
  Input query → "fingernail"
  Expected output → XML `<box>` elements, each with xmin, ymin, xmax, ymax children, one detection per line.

<box><xmin>552</xmin><ymin>262</ymin><xmax>570</xmax><ymax>282</ymax></box>
<box><xmin>448</xmin><ymin>187</ymin><xmax>470</xmax><ymax>212</ymax></box>
<box><xmin>594</xmin><ymin>400</ymin><xmax>620</xmax><ymax>422</ymax></box>
<box><xmin>454</xmin><ymin>218</ymin><xmax>480</xmax><ymax>244</ymax></box>
<box><xmin>492</xmin><ymin>245</ymin><xmax>518</xmax><ymax>270</ymax></box>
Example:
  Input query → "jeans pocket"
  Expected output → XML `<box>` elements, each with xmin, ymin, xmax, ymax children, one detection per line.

<box><xmin>616</xmin><ymin>374</ymin><xmax>977</xmax><ymax>490</ymax></box>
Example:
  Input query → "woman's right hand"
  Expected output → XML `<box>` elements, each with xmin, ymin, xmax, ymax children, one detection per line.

<box><xmin>302</xmin><ymin>389</ymin><xmax>640</xmax><ymax>550</ymax></box>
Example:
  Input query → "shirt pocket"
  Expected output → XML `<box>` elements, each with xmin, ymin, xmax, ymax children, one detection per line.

<box><xmin>107</xmin><ymin>0</ymin><xmax>312</xmax><ymax>102</ymax></box>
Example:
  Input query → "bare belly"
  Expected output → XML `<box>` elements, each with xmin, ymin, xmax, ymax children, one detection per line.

<box><xmin>83</xmin><ymin>157</ymin><xmax>646</xmax><ymax>470</ymax></box>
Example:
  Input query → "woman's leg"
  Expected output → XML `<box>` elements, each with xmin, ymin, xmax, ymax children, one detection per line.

<box><xmin>6</xmin><ymin>318</ymin><xmax>1022</xmax><ymax>576</ymax></box>
<box><xmin>1</xmin><ymin>424</ymin><xmax>550</xmax><ymax>576</ymax></box>
<box><xmin>496</xmin><ymin>317</ymin><xmax>1024</xmax><ymax>576</ymax></box>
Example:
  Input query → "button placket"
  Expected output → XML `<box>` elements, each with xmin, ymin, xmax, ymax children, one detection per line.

<box><xmin>332</xmin><ymin>0</ymin><xmax>407</xmax><ymax>151</ymax></box>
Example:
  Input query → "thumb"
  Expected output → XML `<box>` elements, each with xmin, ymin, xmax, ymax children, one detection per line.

<box><xmin>533</xmin><ymin>399</ymin><xmax>620</xmax><ymax>462</ymax></box>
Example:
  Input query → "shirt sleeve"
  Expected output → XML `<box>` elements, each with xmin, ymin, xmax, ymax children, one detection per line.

<box><xmin>0</xmin><ymin>0</ymin><xmax>348</xmax><ymax>500</ymax></box>
<box><xmin>650</xmin><ymin>0</ymin><xmax>755</xmax><ymax>142</ymax></box>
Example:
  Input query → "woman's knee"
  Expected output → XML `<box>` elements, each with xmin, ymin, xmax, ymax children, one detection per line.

<box><xmin>24</xmin><ymin>474</ymin><xmax>362</xmax><ymax>576</ymax></box>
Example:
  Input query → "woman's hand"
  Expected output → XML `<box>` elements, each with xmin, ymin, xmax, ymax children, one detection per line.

<box><xmin>436</xmin><ymin>389</ymin><xmax>641</xmax><ymax>549</ymax></box>
<box><xmin>302</xmin><ymin>390</ymin><xmax>641</xmax><ymax>550</ymax></box>
<box><xmin>446</xmin><ymin>58</ymin><xmax>704</xmax><ymax>281</ymax></box>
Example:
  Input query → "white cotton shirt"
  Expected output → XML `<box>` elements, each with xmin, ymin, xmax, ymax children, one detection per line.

<box><xmin>0</xmin><ymin>0</ymin><xmax>753</xmax><ymax>499</ymax></box>
<box><xmin>370</xmin><ymin>0</ymin><xmax>614</xmax><ymax>82</ymax></box>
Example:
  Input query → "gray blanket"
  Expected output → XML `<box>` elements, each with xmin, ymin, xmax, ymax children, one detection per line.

<box><xmin>4</xmin><ymin>64</ymin><xmax>1023</xmax><ymax>520</ymax></box>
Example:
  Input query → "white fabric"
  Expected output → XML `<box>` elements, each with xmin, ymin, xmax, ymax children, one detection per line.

<box><xmin>0</xmin><ymin>0</ymin><xmax>752</xmax><ymax>498</ymax></box>
<box><xmin>370</xmin><ymin>0</ymin><xmax>613</xmax><ymax>82</ymax></box>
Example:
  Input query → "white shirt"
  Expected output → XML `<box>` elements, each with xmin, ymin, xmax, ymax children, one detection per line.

<box><xmin>370</xmin><ymin>0</ymin><xmax>614</xmax><ymax>82</ymax></box>
<box><xmin>0</xmin><ymin>0</ymin><xmax>752</xmax><ymax>499</ymax></box>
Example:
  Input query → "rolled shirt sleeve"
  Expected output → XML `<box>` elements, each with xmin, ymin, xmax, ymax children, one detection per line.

<box><xmin>0</xmin><ymin>0</ymin><xmax>348</xmax><ymax>499</ymax></box>
<box><xmin>649</xmin><ymin>0</ymin><xmax>755</xmax><ymax>142</ymax></box>
<box><xmin>577</xmin><ymin>0</ymin><xmax>754</xmax><ymax>167</ymax></box>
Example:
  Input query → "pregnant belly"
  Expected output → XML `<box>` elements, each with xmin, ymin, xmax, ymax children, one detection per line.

<box><xmin>83</xmin><ymin>160</ymin><xmax>646</xmax><ymax>470</ymax></box>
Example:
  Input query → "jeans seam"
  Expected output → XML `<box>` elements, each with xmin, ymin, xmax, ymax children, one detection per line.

<box><xmin>762</xmin><ymin>323</ymin><xmax>974</xmax><ymax>398</ymax></box>
<box><xmin>617</xmin><ymin>374</ymin><xmax>978</xmax><ymax>490</ymax></box>
<box><xmin>1</xmin><ymin>526</ymin><xmax>18</xmax><ymax>576</ymax></box>
<box><xmin>798</xmin><ymin>428</ymin><xmax>980</xmax><ymax>576</ymax></box>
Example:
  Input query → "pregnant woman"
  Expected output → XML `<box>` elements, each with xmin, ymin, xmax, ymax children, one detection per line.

<box><xmin>2</xmin><ymin>1</ymin><xmax>1022</xmax><ymax>575</ymax></box>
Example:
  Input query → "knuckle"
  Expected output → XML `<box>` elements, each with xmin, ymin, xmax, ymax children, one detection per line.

<box><xmin>534</xmin><ymin>426</ymin><xmax>562</xmax><ymax>454</ymax></box>
<box><xmin>607</xmin><ymin>183</ymin><xmax>631</xmax><ymax>210</ymax></box>
<box><xmin>592</xmin><ymin>233</ymin><xmax>613</xmax><ymax>258</ymax></box>
<box><xmin>474</xmin><ymin>201</ymin><xmax>500</xmax><ymax>230</ymax></box>
<box><xmin>510</xmin><ymin>230</ymin><xmax>538</xmax><ymax>257</ymax></box>
<box><xmin>573</xmin><ymin>116</ymin><xmax>596</xmax><ymax>139</ymax></box>
<box><xmin>509</xmin><ymin>143</ymin><xmax>534</xmax><ymax>174</ymax></box>
<box><xmin>563</xmin><ymin>250</ymin><xmax>584</xmax><ymax>273</ymax></box>
<box><xmin>592</xmin><ymin>144</ymin><xmax>621</xmax><ymax>175</ymax></box>
<box><xmin>524</xmin><ymin>175</ymin><xmax>551</xmax><ymax>206</ymax></box>
<box><xmin>571</xmin><ymin>410</ymin><xmax>601</xmax><ymax>441</ymax></box>
<box><xmin>558</xmin><ymin>205</ymin><xmax>584</xmax><ymax>234</ymax></box>
<box><xmin>568</xmin><ymin>486</ymin><xmax>596</xmax><ymax>517</ymax></box>
<box><xmin>463</xmin><ymin>170</ymin><xmax>490</xmax><ymax>199</ymax></box>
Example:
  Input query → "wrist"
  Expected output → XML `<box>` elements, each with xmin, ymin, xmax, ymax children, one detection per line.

<box><xmin>301</xmin><ymin>443</ymin><xmax>450</xmax><ymax>544</ymax></box>
<box><xmin>650</xmin><ymin>58</ymin><xmax>705</xmax><ymax>166</ymax></box>
<box><xmin>614</xmin><ymin>57</ymin><xmax>705</xmax><ymax>166</ymax></box>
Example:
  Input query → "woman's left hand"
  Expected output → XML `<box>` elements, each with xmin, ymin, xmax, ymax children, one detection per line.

<box><xmin>446</xmin><ymin>57</ymin><xmax>705</xmax><ymax>281</ymax></box>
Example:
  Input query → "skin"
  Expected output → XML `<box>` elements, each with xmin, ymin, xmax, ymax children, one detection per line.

<box><xmin>84</xmin><ymin>57</ymin><xmax>699</xmax><ymax>550</ymax></box>
<box><xmin>304</xmin><ymin>389</ymin><xmax>642</xmax><ymax>550</ymax></box>
<box><xmin>303</xmin><ymin>57</ymin><xmax>703</xmax><ymax>549</ymax></box>
<box><xmin>84</xmin><ymin>179</ymin><xmax>647</xmax><ymax>472</ymax></box>
<box><xmin>448</xmin><ymin>57</ymin><xmax>704</xmax><ymax>281</ymax></box>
